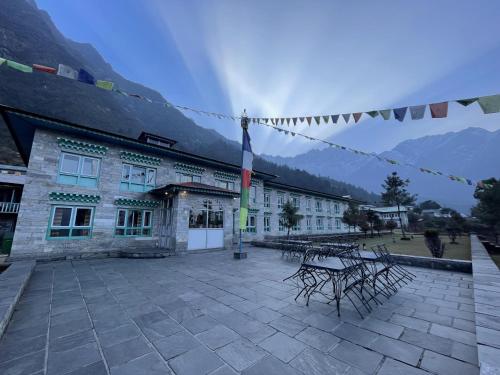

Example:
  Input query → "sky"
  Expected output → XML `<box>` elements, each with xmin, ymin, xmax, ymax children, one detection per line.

<box><xmin>35</xmin><ymin>0</ymin><xmax>500</xmax><ymax>156</ymax></box>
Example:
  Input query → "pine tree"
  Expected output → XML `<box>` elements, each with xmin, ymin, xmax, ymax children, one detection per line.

<box><xmin>280</xmin><ymin>200</ymin><xmax>304</xmax><ymax>239</ymax></box>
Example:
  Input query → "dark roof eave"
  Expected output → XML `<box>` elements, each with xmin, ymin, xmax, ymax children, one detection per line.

<box><xmin>265</xmin><ymin>180</ymin><xmax>364</xmax><ymax>203</ymax></box>
<box><xmin>151</xmin><ymin>184</ymin><xmax>240</xmax><ymax>198</ymax></box>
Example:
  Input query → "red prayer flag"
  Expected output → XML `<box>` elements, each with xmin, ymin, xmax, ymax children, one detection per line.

<box><xmin>32</xmin><ymin>63</ymin><xmax>56</xmax><ymax>74</ymax></box>
<box><xmin>353</xmin><ymin>113</ymin><xmax>362</xmax><ymax>123</ymax></box>
<box><xmin>430</xmin><ymin>102</ymin><xmax>448</xmax><ymax>118</ymax></box>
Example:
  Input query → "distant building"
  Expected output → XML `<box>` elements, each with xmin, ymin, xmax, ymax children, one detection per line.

<box><xmin>360</xmin><ymin>205</ymin><xmax>409</xmax><ymax>228</ymax></box>
<box><xmin>421</xmin><ymin>209</ymin><xmax>451</xmax><ymax>218</ymax></box>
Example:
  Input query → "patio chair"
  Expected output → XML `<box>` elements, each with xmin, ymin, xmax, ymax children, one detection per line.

<box><xmin>373</xmin><ymin>244</ymin><xmax>415</xmax><ymax>285</ymax></box>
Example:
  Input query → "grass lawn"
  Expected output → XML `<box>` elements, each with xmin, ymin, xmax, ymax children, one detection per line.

<box><xmin>357</xmin><ymin>231</ymin><xmax>471</xmax><ymax>261</ymax></box>
<box><xmin>489</xmin><ymin>253</ymin><xmax>500</xmax><ymax>269</ymax></box>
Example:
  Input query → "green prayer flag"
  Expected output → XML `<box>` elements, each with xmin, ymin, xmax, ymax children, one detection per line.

<box><xmin>456</xmin><ymin>98</ymin><xmax>478</xmax><ymax>107</ymax></box>
<box><xmin>6</xmin><ymin>60</ymin><xmax>32</xmax><ymax>73</ymax></box>
<box><xmin>366</xmin><ymin>111</ymin><xmax>379</xmax><ymax>118</ymax></box>
<box><xmin>0</xmin><ymin>57</ymin><xmax>6</xmax><ymax>66</ymax></box>
<box><xmin>96</xmin><ymin>80</ymin><xmax>114</xmax><ymax>90</ymax></box>
<box><xmin>478</xmin><ymin>95</ymin><xmax>500</xmax><ymax>114</ymax></box>
<box><xmin>379</xmin><ymin>109</ymin><xmax>391</xmax><ymax>120</ymax></box>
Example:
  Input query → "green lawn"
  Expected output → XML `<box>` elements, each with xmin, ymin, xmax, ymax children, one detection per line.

<box><xmin>489</xmin><ymin>253</ymin><xmax>500</xmax><ymax>269</ymax></box>
<box><xmin>357</xmin><ymin>232</ymin><xmax>471</xmax><ymax>261</ymax></box>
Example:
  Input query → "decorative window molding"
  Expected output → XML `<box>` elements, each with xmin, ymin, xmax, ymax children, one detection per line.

<box><xmin>248</xmin><ymin>208</ymin><xmax>259</xmax><ymax>214</ymax></box>
<box><xmin>174</xmin><ymin>162</ymin><xmax>204</xmax><ymax>175</ymax></box>
<box><xmin>114</xmin><ymin>198</ymin><xmax>160</xmax><ymax>208</ymax></box>
<box><xmin>264</xmin><ymin>211</ymin><xmax>272</xmax><ymax>215</ymax></box>
<box><xmin>120</xmin><ymin>151</ymin><xmax>161</xmax><ymax>166</ymax></box>
<box><xmin>57</xmin><ymin>137</ymin><xmax>108</xmax><ymax>155</ymax></box>
<box><xmin>264</xmin><ymin>188</ymin><xmax>271</xmax><ymax>192</ymax></box>
<box><xmin>214</xmin><ymin>171</ymin><xmax>239</xmax><ymax>181</ymax></box>
<box><xmin>49</xmin><ymin>192</ymin><xmax>101</xmax><ymax>204</ymax></box>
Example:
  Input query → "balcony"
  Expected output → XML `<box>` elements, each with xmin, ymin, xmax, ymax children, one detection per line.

<box><xmin>0</xmin><ymin>202</ymin><xmax>20</xmax><ymax>214</ymax></box>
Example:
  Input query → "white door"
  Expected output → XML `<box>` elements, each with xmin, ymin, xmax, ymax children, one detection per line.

<box><xmin>187</xmin><ymin>199</ymin><xmax>224</xmax><ymax>250</ymax></box>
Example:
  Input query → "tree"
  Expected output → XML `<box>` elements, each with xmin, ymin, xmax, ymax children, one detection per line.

<box><xmin>424</xmin><ymin>229</ymin><xmax>445</xmax><ymax>258</ymax></box>
<box><xmin>419</xmin><ymin>200</ymin><xmax>441</xmax><ymax>210</ymax></box>
<box><xmin>385</xmin><ymin>220</ymin><xmax>397</xmax><ymax>234</ymax></box>
<box><xmin>381</xmin><ymin>172</ymin><xmax>417</xmax><ymax>239</ymax></box>
<box><xmin>446</xmin><ymin>211</ymin><xmax>466</xmax><ymax>244</ymax></box>
<box><xmin>342</xmin><ymin>202</ymin><xmax>360</xmax><ymax>233</ymax></box>
<box><xmin>366</xmin><ymin>210</ymin><xmax>378</xmax><ymax>237</ymax></box>
<box><xmin>279</xmin><ymin>200</ymin><xmax>303</xmax><ymax>239</ymax></box>
<box><xmin>473</xmin><ymin>178</ymin><xmax>500</xmax><ymax>243</ymax></box>
<box><xmin>373</xmin><ymin>216</ymin><xmax>384</xmax><ymax>236</ymax></box>
<box><xmin>407</xmin><ymin>211</ymin><xmax>421</xmax><ymax>232</ymax></box>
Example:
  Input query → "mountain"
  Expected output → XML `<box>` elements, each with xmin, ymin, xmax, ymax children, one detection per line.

<box><xmin>264</xmin><ymin>127</ymin><xmax>500</xmax><ymax>213</ymax></box>
<box><xmin>0</xmin><ymin>0</ymin><xmax>378</xmax><ymax>203</ymax></box>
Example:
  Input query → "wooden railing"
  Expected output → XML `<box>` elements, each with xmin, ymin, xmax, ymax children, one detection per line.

<box><xmin>0</xmin><ymin>202</ymin><xmax>20</xmax><ymax>213</ymax></box>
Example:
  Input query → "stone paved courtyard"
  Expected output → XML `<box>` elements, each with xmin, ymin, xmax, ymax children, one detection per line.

<box><xmin>0</xmin><ymin>247</ymin><xmax>479</xmax><ymax>375</ymax></box>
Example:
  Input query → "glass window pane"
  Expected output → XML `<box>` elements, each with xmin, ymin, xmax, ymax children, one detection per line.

<box><xmin>116</xmin><ymin>210</ymin><xmax>126</xmax><ymax>227</ymax></box>
<box><xmin>208</xmin><ymin>211</ymin><xmax>223</xmax><ymax>228</ymax></box>
<box><xmin>60</xmin><ymin>154</ymin><xmax>80</xmax><ymax>174</ymax></box>
<box><xmin>143</xmin><ymin>211</ymin><xmax>152</xmax><ymax>227</ymax></box>
<box><xmin>52</xmin><ymin>207</ymin><xmax>72</xmax><ymax>227</ymax></box>
<box><xmin>71</xmin><ymin>228</ymin><xmax>90</xmax><ymax>237</ymax></box>
<box><xmin>81</xmin><ymin>158</ymin><xmax>99</xmax><ymax>177</ymax></box>
<box><xmin>122</xmin><ymin>165</ymin><xmax>131</xmax><ymax>181</ymax></box>
<box><xmin>74</xmin><ymin>208</ymin><xmax>92</xmax><ymax>227</ymax></box>
<box><xmin>115</xmin><ymin>228</ymin><xmax>125</xmax><ymax>236</ymax></box>
<box><xmin>142</xmin><ymin>228</ymin><xmax>151</xmax><ymax>236</ymax></box>
<box><xmin>50</xmin><ymin>229</ymin><xmax>70</xmax><ymax>237</ymax></box>
<box><xmin>131</xmin><ymin>166</ymin><xmax>146</xmax><ymax>184</ymax></box>
<box><xmin>146</xmin><ymin>169</ymin><xmax>156</xmax><ymax>185</ymax></box>
<box><xmin>192</xmin><ymin>175</ymin><xmax>201</xmax><ymax>183</ymax></box>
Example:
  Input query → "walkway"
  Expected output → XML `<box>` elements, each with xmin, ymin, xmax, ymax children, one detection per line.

<box><xmin>0</xmin><ymin>247</ymin><xmax>479</xmax><ymax>375</ymax></box>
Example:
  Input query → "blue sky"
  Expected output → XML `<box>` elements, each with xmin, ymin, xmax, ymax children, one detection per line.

<box><xmin>35</xmin><ymin>0</ymin><xmax>500</xmax><ymax>156</ymax></box>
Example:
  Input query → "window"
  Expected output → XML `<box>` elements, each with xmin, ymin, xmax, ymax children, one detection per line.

<box><xmin>176</xmin><ymin>172</ymin><xmax>201</xmax><ymax>184</ymax></box>
<box><xmin>58</xmin><ymin>152</ymin><xmax>100</xmax><ymax>187</ymax></box>
<box><xmin>292</xmin><ymin>196</ymin><xmax>300</xmax><ymax>209</ymax></box>
<box><xmin>277</xmin><ymin>193</ymin><xmax>285</xmax><ymax>209</ymax></box>
<box><xmin>306</xmin><ymin>197</ymin><xmax>312</xmax><ymax>212</ymax></box>
<box><xmin>327</xmin><ymin>218</ymin><xmax>333</xmax><ymax>231</ymax></box>
<box><xmin>246</xmin><ymin>215</ymin><xmax>256</xmax><ymax>233</ymax></box>
<box><xmin>336</xmin><ymin>218</ymin><xmax>341</xmax><ymax>229</ymax></box>
<box><xmin>264</xmin><ymin>216</ymin><xmax>271</xmax><ymax>232</ymax></box>
<box><xmin>334</xmin><ymin>203</ymin><xmax>340</xmax><ymax>214</ymax></box>
<box><xmin>115</xmin><ymin>208</ymin><xmax>153</xmax><ymax>236</ymax></box>
<box><xmin>48</xmin><ymin>206</ymin><xmax>93</xmax><ymax>238</ymax></box>
<box><xmin>215</xmin><ymin>179</ymin><xmax>235</xmax><ymax>191</ymax></box>
<box><xmin>292</xmin><ymin>220</ymin><xmax>301</xmax><ymax>231</ymax></box>
<box><xmin>326</xmin><ymin>201</ymin><xmax>332</xmax><ymax>214</ymax></box>
<box><xmin>189</xmin><ymin>200</ymin><xmax>224</xmax><ymax>229</ymax></box>
<box><xmin>316</xmin><ymin>217</ymin><xmax>324</xmax><ymax>231</ymax></box>
<box><xmin>278</xmin><ymin>217</ymin><xmax>285</xmax><ymax>232</ymax></box>
<box><xmin>306</xmin><ymin>216</ymin><xmax>312</xmax><ymax>231</ymax></box>
<box><xmin>250</xmin><ymin>185</ymin><xmax>257</xmax><ymax>204</ymax></box>
<box><xmin>121</xmin><ymin>164</ymin><xmax>156</xmax><ymax>192</ymax></box>
<box><xmin>264</xmin><ymin>191</ymin><xmax>270</xmax><ymax>208</ymax></box>
<box><xmin>315</xmin><ymin>200</ymin><xmax>323</xmax><ymax>213</ymax></box>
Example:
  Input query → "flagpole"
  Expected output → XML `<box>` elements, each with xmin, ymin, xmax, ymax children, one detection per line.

<box><xmin>235</xmin><ymin>109</ymin><xmax>249</xmax><ymax>259</ymax></box>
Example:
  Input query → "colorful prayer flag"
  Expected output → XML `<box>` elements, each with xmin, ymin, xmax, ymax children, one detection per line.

<box><xmin>429</xmin><ymin>102</ymin><xmax>448</xmax><ymax>118</ymax></box>
<box><xmin>96</xmin><ymin>80</ymin><xmax>114</xmax><ymax>90</ymax></box>
<box><xmin>299</xmin><ymin>117</ymin><xmax>305</xmax><ymax>123</ymax></box>
<box><xmin>380</xmin><ymin>109</ymin><xmax>391</xmax><ymax>120</ymax></box>
<box><xmin>6</xmin><ymin>60</ymin><xmax>33</xmax><ymax>73</ymax></box>
<box><xmin>353</xmin><ymin>113</ymin><xmax>362</xmax><ymax>123</ymax></box>
<box><xmin>0</xmin><ymin>57</ymin><xmax>5</xmax><ymax>66</ymax></box>
<box><xmin>342</xmin><ymin>114</ymin><xmax>350</xmax><ymax>123</ymax></box>
<box><xmin>393</xmin><ymin>107</ymin><xmax>407</xmax><ymax>122</ymax></box>
<box><xmin>478</xmin><ymin>95</ymin><xmax>500</xmax><ymax>114</ymax></box>
<box><xmin>77</xmin><ymin>69</ymin><xmax>95</xmax><ymax>85</ymax></box>
<box><xmin>306</xmin><ymin>117</ymin><xmax>312</xmax><ymax>125</ymax></box>
<box><xmin>32</xmin><ymin>63</ymin><xmax>56</xmax><ymax>74</ymax></box>
<box><xmin>314</xmin><ymin>116</ymin><xmax>321</xmax><ymax>125</ymax></box>
<box><xmin>322</xmin><ymin>115</ymin><xmax>330</xmax><ymax>124</ymax></box>
<box><xmin>292</xmin><ymin>118</ymin><xmax>297</xmax><ymax>126</ymax></box>
<box><xmin>410</xmin><ymin>105</ymin><xmax>426</xmax><ymax>120</ymax></box>
<box><xmin>331</xmin><ymin>115</ymin><xmax>339</xmax><ymax>124</ymax></box>
<box><xmin>239</xmin><ymin>128</ymin><xmax>253</xmax><ymax>230</ymax></box>
<box><xmin>366</xmin><ymin>111</ymin><xmax>379</xmax><ymax>118</ymax></box>
<box><xmin>57</xmin><ymin>64</ymin><xmax>78</xmax><ymax>79</ymax></box>
<box><xmin>456</xmin><ymin>98</ymin><xmax>478</xmax><ymax>107</ymax></box>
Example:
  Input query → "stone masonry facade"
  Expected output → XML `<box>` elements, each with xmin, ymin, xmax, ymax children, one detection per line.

<box><xmin>10</xmin><ymin>128</ymin><xmax>351</xmax><ymax>257</ymax></box>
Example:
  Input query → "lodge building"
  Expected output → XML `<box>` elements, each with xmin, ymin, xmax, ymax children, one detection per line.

<box><xmin>0</xmin><ymin>106</ymin><xmax>354</xmax><ymax>258</ymax></box>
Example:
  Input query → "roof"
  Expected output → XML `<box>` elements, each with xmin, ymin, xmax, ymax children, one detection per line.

<box><xmin>150</xmin><ymin>182</ymin><xmax>240</xmax><ymax>198</ymax></box>
<box><xmin>265</xmin><ymin>180</ymin><xmax>360</xmax><ymax>203</ymax></box>
<box><xmin>368</xmin><ymin>206</ymin><xmax>408</xmax><ymax>213</ymax></box>
<box><xmin>138</xmin><ymin>132</ymin><xmax>177</xmax><ymax>147</ymax></box>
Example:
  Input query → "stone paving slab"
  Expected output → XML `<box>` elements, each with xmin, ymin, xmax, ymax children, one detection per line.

<box><xmin>0</xmin><ymin>247</ymin><xmax>482</xmax><ymax>374</ymax></box>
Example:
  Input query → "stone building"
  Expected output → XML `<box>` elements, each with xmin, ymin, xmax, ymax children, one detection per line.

<box><xmin>0</xmin><ymin>106</ymin><xmax>355</xmax><ymax>258</ymax></box>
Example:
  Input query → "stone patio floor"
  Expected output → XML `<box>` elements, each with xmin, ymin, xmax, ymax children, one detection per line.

<box><xmin>0</xmin><ymin>247</ymin><xmax>480</xmax><ymax>375</ymax></box>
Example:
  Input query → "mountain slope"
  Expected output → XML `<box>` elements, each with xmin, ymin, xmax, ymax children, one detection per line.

<box><xmin>265</xmin><ymin>127</ymin><xmax>500</xmax><ymax>213</ymax></box>
<box><xmin>0</xmin><ymin>0</ymin><xmax>378</xmax><ymax>202</ymax></box>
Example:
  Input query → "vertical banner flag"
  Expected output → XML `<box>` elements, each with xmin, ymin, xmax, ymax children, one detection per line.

<box><xmin>239</xmin><ymin>128</ymin><xmax>253</xmax><ymax>230</ymax></box>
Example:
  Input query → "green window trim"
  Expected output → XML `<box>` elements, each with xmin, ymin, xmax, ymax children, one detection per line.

<box><xmin>115</xmin><ymin>208</ymin><xmax>153</xmax><ymax>237</ymax></box>
<box><xmin>120</xmin><ymin>151</ymin><xmax>161</xmax><ymax>166</ymax></box>
<box><xmin>57</xmin><ymin>137</ymin><xmax>108</xmax><ymax>155</ymax></box>
<box><xmin>120</xmin><ymin>163</ymin><xmax>156</xmax><ymax>192</ymax></box>
<box><xmin>57</xmin><ymin>152</ymin><xmax>100</xmax><ymax>188</ymax></box>
<box><xmin>49</xmin><ymin>192</ymin><xmax>101</xmax><ymax>204</ymax></box>
<box><xmin>214</xmin><ymin>171</ymin><xmax>239</xmax><ymax>181</ymax></box>
<box><xmin>114</xmin><ymin>198</ymin><xmax>160</xmax><ymax>208</ymax></box>
<box><xmin>174</xmin><ymin>162</ymin><xmax>205</xmax><ymax>175</ymax></box>
<box><xmin>47</xmin><ymin>205</ymin><xmax>95</xmax><ymax>240</ymax></box>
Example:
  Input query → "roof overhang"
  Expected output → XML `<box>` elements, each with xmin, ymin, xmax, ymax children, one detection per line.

<box><xmin>150</xmin><ymin>183</ymin><xmax>240</xmax><ymax>198</ymax></box>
